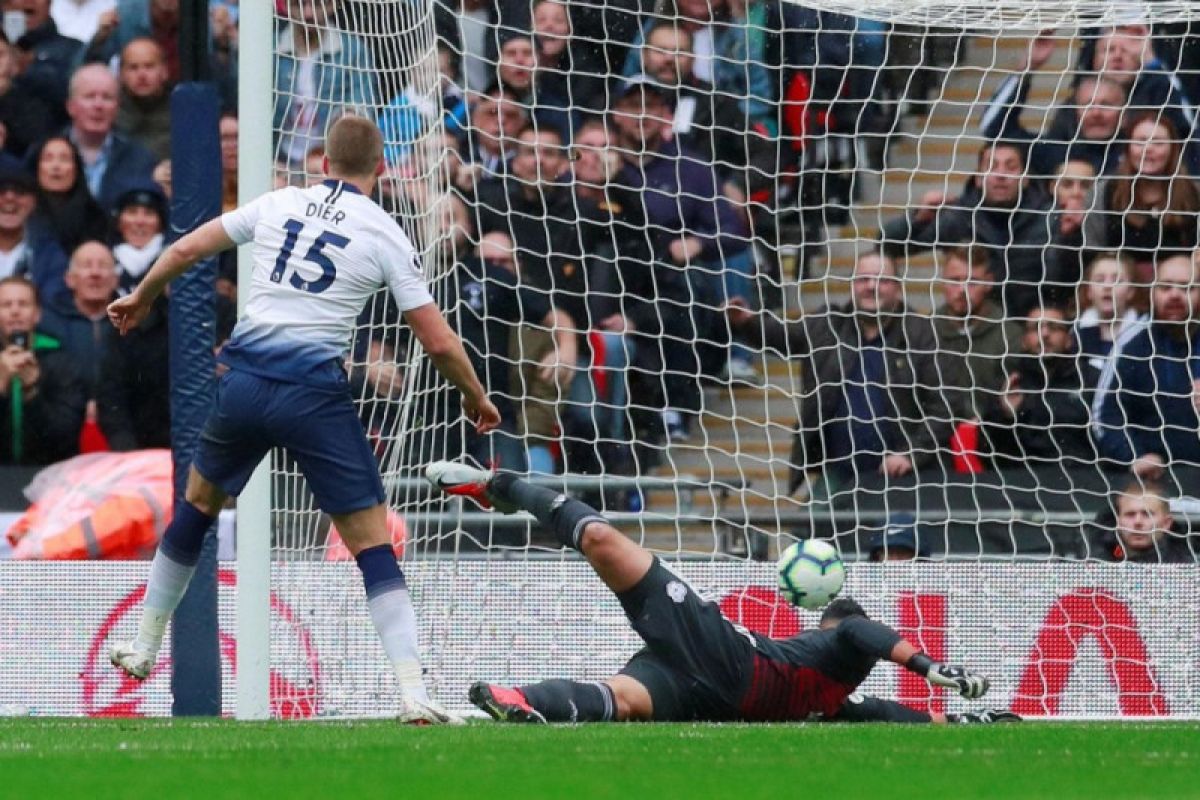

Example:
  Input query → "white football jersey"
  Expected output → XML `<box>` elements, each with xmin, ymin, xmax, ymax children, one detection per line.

<box><xmin>218</xmin><ymin>179</ymin><xmax>433</xmax><ymax>386</ymax></box>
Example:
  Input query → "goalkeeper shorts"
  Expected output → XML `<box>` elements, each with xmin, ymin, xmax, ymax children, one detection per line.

<box><xmin>615</xmin><ymin>558</ymin><xmax>755</xmax><ymax>720</ymax></box>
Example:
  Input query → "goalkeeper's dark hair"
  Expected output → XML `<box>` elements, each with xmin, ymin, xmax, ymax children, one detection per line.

<box><xmin>325</xmin><ymin>115</ymin><xmax>383</xmax><ymax>179</ymax></box>
<box><xmin>820</xmin><ymin>597</ymin><xmax>868</xmax><ymax>626</ymax></box>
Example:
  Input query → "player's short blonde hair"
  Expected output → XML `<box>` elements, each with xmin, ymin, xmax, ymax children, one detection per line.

<box><xmin>325</xmin><ymin>115</ymin><xmax>383</xmax><ymax>179</ymax></box>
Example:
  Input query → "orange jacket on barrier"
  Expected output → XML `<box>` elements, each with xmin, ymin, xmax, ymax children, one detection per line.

<box><xmin>7</xmin><ymin>450</ymin><xmax>173</xmax><ymax>560</ymax></box>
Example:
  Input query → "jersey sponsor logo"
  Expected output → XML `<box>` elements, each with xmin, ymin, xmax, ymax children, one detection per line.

<box><xmin>666</xmin><ymin>580</ymin><xmax>687</xmax><ymax>604</ymax></box>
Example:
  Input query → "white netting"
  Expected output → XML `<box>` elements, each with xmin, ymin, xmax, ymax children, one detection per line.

<box><xmin>257</xmin><ymin>1</ymin><xmax>1199</xmax><ymax>717</ymax></box>
<box><xmin>781</xmin><ymin>0</ymin><xmax>1200</xmax><ymax>30</ymax></box>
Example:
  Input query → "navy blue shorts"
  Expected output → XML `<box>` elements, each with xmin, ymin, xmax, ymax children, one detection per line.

<box><xmin>193</xmin><ymin>369</ymin><xmax>386</xmax><ymax>515</ymax></box>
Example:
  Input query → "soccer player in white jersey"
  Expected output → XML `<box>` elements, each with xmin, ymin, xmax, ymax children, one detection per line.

<box><xmin>106</xmin><ymin>116</ymin><xmax>500</xmax><ymax>724</ymax></box>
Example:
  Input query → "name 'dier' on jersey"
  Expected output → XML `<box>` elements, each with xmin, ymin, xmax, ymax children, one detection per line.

<box><xmin>217</xmin><ymin>179</ymin><xmax>433</xmax><ymax>388</ymax></box>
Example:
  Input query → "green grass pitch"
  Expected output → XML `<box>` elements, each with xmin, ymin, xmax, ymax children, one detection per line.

<box><xmin>1</xmin><ymin>719</ymin><xmax>1196</xmax><ymax>799</ymax></box>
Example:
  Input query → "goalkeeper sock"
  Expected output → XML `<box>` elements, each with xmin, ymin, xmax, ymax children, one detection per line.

<box><xmin>488</xmin><ymin>472</ymin><xmax>607</xmax><ymax>550</ymax></box>
<box><xmin>356</xmin><ymin>544</ymin><xmax>429</xmax><ymax>703</ymax></box>
<box><xmin>519</xmin><ymin>679</ymin><xmax>616</xmax><ymax>722</ymax></box>
<box><xmin>134</xmin><ymin>502</ymin><xmax>215</xmax><ymax>654</ymax></box>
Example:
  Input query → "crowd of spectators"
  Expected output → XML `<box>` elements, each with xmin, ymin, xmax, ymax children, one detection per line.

<box><xmin>1</xmin><ymin>1</ymin><xmax>1197</xmax><ymax>562</ymax></box>
<box><xmin>0</xmin><ymin>0</ymin><xmax>229</xmax><ymax>469</ymax></box>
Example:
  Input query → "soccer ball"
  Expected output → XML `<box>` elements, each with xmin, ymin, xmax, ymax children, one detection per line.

<box><xmin>777</xmin><ymin>539</ymin><xmax>845</xmax><ymax>610</ymax></box>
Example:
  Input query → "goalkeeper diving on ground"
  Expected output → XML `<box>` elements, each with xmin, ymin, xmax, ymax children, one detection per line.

<box><xmin>428</xmin><ymin>460</ymin><xmax>1018</xmax><ymax>725</ymax></box>
<box><xmin>105</xmin><ymin>116</ymin><xmax>500</xmax><ymax>725</ymax></box>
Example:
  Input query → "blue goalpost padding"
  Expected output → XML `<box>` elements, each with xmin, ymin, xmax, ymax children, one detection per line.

<box><xmin>168</xmin><ymin>81</ymin><xmax>223</xmax><ymax>716</ymax></box>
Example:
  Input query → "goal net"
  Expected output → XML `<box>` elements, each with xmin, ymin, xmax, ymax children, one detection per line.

<box><xmin>256</xmin><ymin>0</ymin><xmax>1200</xmax><ymax>719</ymax></box>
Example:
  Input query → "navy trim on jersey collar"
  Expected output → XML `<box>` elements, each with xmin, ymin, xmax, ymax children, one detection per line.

<box><xmin>321</xmin><ymin>179</ymin><xmax>363</xmax><ymax>201</ymax></box>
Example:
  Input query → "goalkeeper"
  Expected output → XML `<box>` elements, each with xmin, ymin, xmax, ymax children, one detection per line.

<box><xmin>427</xmin><ymin>461</ymin><xmax>1015</xmax><ymax>724</ymax></box>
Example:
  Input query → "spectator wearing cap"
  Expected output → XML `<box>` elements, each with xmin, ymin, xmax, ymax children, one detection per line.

<box><xmin>27</xmin><ymin>135</ymin><xmax>110</xmax><ymax>255</ymax></box>
<box><xmin>2</xmin><ymin>0</ymin><xmax>82</xmax><ymax>110</ymax></box>
<box><xmin>0</xmin><ymin>161</ymin><xmax>68</xmax><ymax>301</ymax></box>
<box><xmin>0</xmin><ymin>31</ymin><xmax>59</xmax><ymax>158</ymax></box>
<box><xmin>110</xmin><ymin>183</ymin><xmax>165</xmax><ymax>293</ymax></box>
<box><xmin>64</xmin><ymin>63</ymin><xmax>158</xmax><ymax>211</ymax></box>
<box><xmin>115</xmin><ymin>36</ymin><xmax>171</xmax><ymax>161</ymax></box>
<box><xmin>38</xmin><ymin>239</ymin><xmax>118</xmax><ymax>393</ymax></box>
<box><xmin>1091</xmin><ymin>478</ymin><xmax>1194</xmax><ymax>563</ymax></box>
<box><xmin>868</xmin><ymin>514</ymin><xmax>928</xmax><ymax>561</ymax></box>
<box><xmin>0</xmin><ymin>274</ymin><xmax>86</xmax><ymax>465</ymax></box>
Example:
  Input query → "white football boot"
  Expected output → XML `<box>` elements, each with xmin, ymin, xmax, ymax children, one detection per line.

<box><xmin>397</xmin><ymin>693</ymin><xmax>468</xmax><ymax>726</ymax></box>
<box><xmin>425</xmin><ymin>460</ymin><xmax>517</xmax><ymax>514</ymax></box>
<box><xmin>110</xmin><ymin>641</ymin><xmax>156</xmax><ymax>680</ymax></box>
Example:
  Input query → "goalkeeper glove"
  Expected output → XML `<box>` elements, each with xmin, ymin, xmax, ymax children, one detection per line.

<box><xmin>907</xmin><ymin>654</ymin><xmax>990</xmax><ymax>699</ymax></box>
<box><xmin>946</xmin><ymin>709</ymin><xmax>1022</xmax><ymax>724</ymax></box>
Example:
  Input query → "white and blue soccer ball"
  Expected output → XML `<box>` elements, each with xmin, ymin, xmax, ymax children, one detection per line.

<box><xmin>777</xmin><ymin>539</ymin><xmax>846</xmax><ymax>610</ymax></box>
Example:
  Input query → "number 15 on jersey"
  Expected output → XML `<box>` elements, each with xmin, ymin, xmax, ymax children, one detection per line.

<box><xmin>271</xmin><ymin>218</ymin><xmax>350</xmax><ymax>294</ymax></box>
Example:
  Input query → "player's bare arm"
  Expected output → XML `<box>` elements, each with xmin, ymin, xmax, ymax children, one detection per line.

<box><xmin>107</xmin><ymin>218</ymin><xmax>235</xmax><ymax>335</ymax></box>
<box><xmin>404</xmin><ymin>302</ymin><xmax>500</xmax><ymax>433</ymax></box>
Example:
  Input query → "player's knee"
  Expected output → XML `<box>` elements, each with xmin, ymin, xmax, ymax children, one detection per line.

<box><xmin>606</xmin><ymin>677</ymin><xmax>653</xmax><ymax>722</ymax></box>
<box><xmin>184</xmin><ymin>470</ymin><xmax>227</xmax><ymax>517</ymax></box>
<box><xmin>578</xmin><ymin>521</ymin><xmax>622</xmax><ymax>554</ymax></box>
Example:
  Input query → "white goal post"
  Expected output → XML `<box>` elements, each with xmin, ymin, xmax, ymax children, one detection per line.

<box><xmin>234</xmin><ymin>0</ymin><xmax>275</xmax><ymax>722</ymax></box>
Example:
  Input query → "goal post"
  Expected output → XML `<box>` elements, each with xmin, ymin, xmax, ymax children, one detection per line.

<box><xmin>234</xmin><ymin>0</ymin><xmax>277</xmax><ymax>722</ymax></box>
<box><xmin>227</xmin><ymin>0</ymin><xmax>1200</xmax><ymax>721</ymax></box>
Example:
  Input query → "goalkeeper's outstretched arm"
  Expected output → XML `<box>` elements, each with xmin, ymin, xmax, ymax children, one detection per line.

<box><xmin>837</xmin><ymin>615</ymin><xmax>992</xmax><ymax>700</ymax></box>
